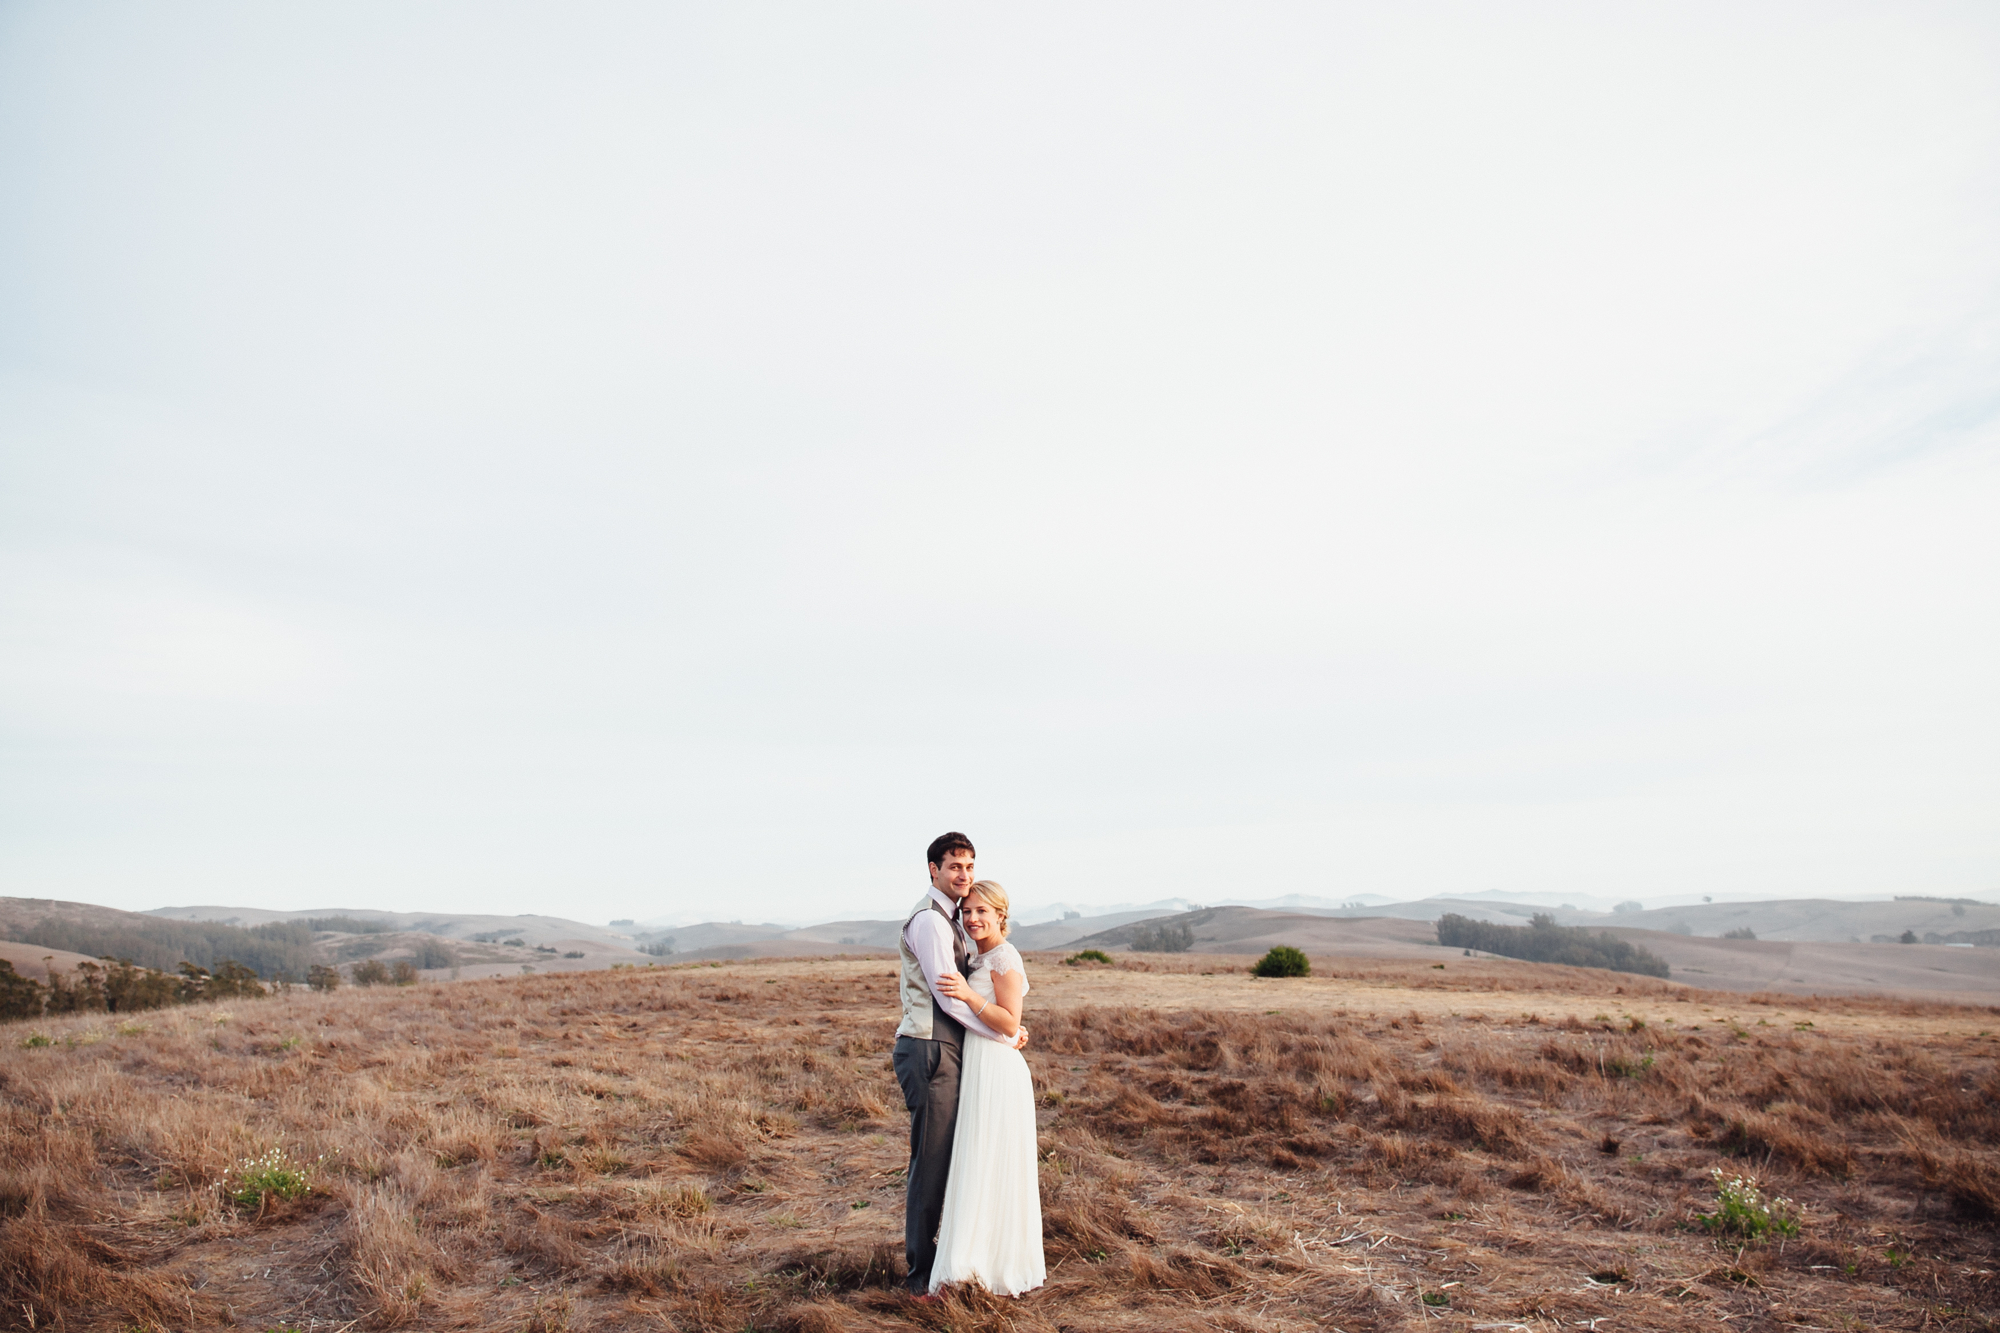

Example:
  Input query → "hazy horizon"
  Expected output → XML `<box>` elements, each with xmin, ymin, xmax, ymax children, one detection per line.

<box><xmin>4</xmin><ymin>4</ymin><xmax>1998</xmax><ymax>924</ymax></box>
<box><xmin>111</xmin><ymin>883</ymin><xmax>1992</xmax><ymax>935</ymax></box>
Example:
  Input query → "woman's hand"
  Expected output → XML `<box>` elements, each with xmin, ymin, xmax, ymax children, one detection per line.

<box><xmin>935</xmin><ymin>970</ymin><xmax>973</xmax><ymax>1003</ymax></box>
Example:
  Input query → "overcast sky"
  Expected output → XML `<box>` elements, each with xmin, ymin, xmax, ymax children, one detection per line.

<box><xmin>2</xmin><ymin>3</ymin><xmax>1997</xmax><ymax>925</ymax></box>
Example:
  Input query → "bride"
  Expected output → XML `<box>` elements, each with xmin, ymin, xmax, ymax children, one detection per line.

<box><xmin>929</xmin><ymin>880</ymin><xmax>1046</xmax><ymax>1296</ymax></box>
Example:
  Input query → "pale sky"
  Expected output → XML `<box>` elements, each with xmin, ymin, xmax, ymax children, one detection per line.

<box><xmin>2</xmin><ymin>3</ymin><xmax>1997</xmax><ymax>925</ymax></box>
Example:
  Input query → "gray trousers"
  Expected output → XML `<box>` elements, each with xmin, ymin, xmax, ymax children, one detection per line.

<box><xmin>892</xmin><ymin>1022</ymin><xmax>964</xmax><ymax>1293</ymax></box>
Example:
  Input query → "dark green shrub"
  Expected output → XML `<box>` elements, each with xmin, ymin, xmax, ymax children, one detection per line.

<box><xmin>1065</xmin><ymin>950</ymin><xmax>1114</xmax><ymax>966</ymax></box>
<box><xmin>1251</xmin><ymin>946</ymin><xmax>1310</xmax><ymax>977</ymax></box>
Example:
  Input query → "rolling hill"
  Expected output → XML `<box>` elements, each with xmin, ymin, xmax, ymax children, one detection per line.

<box><xmin>1059</xmin><ymin>905</ymin><xmax>2000</xmax><ymax>1003</ymax></box>
<box><xmin>11</xmin><ymin>892</ymin><xmax>1993</xmax><ymax>1002</ymax></box>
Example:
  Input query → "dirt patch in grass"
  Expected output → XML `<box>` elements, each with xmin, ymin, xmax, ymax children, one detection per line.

<box><xmin>1</xmin><ymin>956</ymin><xmax>1996</xmax><ymax>1330</ymax></box>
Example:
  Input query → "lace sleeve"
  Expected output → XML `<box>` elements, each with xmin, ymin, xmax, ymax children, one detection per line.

<box><xmin>988</xmin><ymin>942</ymin><xmax>1029</xmax><ymax>992</ymax></box>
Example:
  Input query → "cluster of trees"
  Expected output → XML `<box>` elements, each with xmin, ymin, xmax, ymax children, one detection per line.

<box><xmin>1436</xmin><ymin>913</ymin><xmax>1672</xmax><ymax>978</ymax></box>
<box><xmin>9</xmin><ymin>915</ymin><xmax>318</xmax><ymax>978</ymax></box>
<box><xmin>8</xmin><ymin>915</ymin><xmax>458</xmax><ymax>985</ymax></box>
<box><xmin>1129</xmin><ymin>920</ymin><xmax>1194</xmax><ymax>953</ymax></box>
<box><xmin>330</xmin><ymin>933</ymin><xmax>455</xmax><ymax>968</ymax></box>
<box><xmin>348</xmin><ymin>958</ymin><xmax>422</xmax><ymax>986</ymax></box>
<box><xmin>294</xmin><ymin>915</ymin><xmax>392</xmax><ymax>935</ymax></box>
<box><xmin>0</xmin><ymin>948</ymin><xmax>452</xmax><ymax>1019</ymax></box>
<box><xmin>0</xmin><ymin>956</ymin><xmax>280</xmax><ymax>1021</ymax></box>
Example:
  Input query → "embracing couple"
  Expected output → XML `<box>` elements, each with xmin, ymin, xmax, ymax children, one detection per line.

<box><xmin>890</xmin><ymin>831</ymin><xmax>1045</xmax><ymax>1298</ymax></box>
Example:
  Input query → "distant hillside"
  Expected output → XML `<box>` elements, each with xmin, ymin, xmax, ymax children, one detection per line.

<box><xmin>148</xmin><ymin>904</ymin><xmax>637</xmax><ymax>949</ymax></box>
<box><xmin>779</xmin><ymin>919</ymin><xmax>905</xmax><ymax>949</ymax></box>
<box><xmin>1597</xmin><ymin>897</ymin><xmax>2000</xmax><ymax>944</ymax></box>
<box><xmin>0</xmin><ymin>898</ymin><xmax>318</xmax><ymax>978</ymax></box>
<box><xmin>624</xmin><ymin>909</ymin><xmax>1198</xmax><ymax>959</ymax></box>
<box><xmin>1220</xmin><ymin>895</ymin><xmax>2000</xmax><ymax>946</ymax></box>
<box><xmin>1065</xmin><ymin>906</ymin><xmax>1443</xmax><ymax>959</ymax></box>
<box><xmin>1010</xmin><ymin>909</ymin><xmax>1185</xmax><ymax>951</ymax></box>
<box><xmin>0</xmin><ymin>941</ymin><xmax>107</xmax><ymax>981</ymax></box>
<box><xmin>1597</xmin><ymin>928</ymin><xmax>2000</xmax><ymax>1004</ymax></box>
<box><xmin>50</xmin><ymin>893</ymin><xmax>1990</xmax><ymax>1002</ymax></box>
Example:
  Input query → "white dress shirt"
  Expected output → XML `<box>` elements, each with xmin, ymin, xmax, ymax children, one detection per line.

<box><xmin>903</xmin><ymin>887</ymin><xmax>1006</xmax><ymax>1043</ymax></box>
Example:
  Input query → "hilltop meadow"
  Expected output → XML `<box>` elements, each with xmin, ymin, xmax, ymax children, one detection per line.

<box><xmin>2</xmin><ymin>952</ymin><xmax>1997</xmax><ymax>1331</ymax></box>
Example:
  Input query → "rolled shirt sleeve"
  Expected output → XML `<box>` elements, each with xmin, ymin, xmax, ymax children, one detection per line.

<box><xmin>904</xmin><ymin>905</ymin><xmax>1005</xmax><ymax>1043</ymax></box>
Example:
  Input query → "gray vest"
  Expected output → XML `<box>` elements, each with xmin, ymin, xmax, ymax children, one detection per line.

<box><xmin>895</xmin><ymin>893</ymin><xmax>975</xmax><ymax>1043</ymax></box>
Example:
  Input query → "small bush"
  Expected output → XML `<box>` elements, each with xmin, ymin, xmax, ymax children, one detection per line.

<box><xmin>1723</xmin><ymin>927</ymin><xmax>1757</xmax><ymax>940</ymax></box>
<box><xmin>350</xmin><ymin>959</ymin><xmax>391</xmax><ymax>987</ymax></box>
<box><xmin>1066</xmin><ymin>950</ymin><xmax>1114</xmax><ymax>966</ymax></box>
<box><xmin>390</xmin><ymin>960</ymin><xmax>420</xmax><ymax>985</ymax></box>
<box><xmin>307</xmin><ymin>964</ymin><xmax>342</xmax><ymax>992</ymax></box>
<box><xmin>1899</xmin><ymin>930</ymin><xmax>1918</xmax><ymax>944</ymax></box>
<box><xmin>228</xmin><ymin>1148</ymin><xmax>316</xmax><ymax>1206</ymax></box>
<box><xmin>1251</xmin><ymin>947</ymin><xmax>1310</xmax><ymax>978</ymax></box>
<box><xmin>1695</xmin><ymin>1170</ymin><xmax>1800</xmax><ymax>1241</ymax></box>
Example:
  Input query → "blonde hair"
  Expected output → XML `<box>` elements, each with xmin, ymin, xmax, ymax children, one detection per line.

<box><xmin>968</xmin><ymin>880</ymin><xmax>1011</xmax><ymax>938</ymax></box>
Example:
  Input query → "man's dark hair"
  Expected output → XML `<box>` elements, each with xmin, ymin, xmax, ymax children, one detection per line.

<box><xmin>926</xmin><ymin>832</ymin><xmax>975</xmax><ymax>867</ymax></box>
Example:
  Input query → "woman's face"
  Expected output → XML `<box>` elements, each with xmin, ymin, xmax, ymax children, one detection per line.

<box><xmin>961</xmin><ymin>893</ymin><xmax>1002</xmax><ymax>946</ymax></box>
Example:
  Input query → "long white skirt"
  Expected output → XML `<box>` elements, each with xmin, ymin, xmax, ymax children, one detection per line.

<box><xmin>929</xmin><ymin>1034</ymin><xmax>1046</xmax><ymax>1296</ymax></box>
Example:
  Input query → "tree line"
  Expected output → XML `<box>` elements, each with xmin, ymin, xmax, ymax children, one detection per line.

<box><xmin>1435</xmin><ymin>912</ymin><xmax>1671</xmax><ymax>978</ymax></box>
<box><xmin>0</xmin><ymin>956</ymin><xmax>296</xmax><ymax>1021</ymax></box>
<box><xmin>6</xmin><ymin>914</ymin><xmax>320</xmax><ymax>978</ymax></box>
<box><xmin>0</xmin><ymin>951</ymin><xmax>434</xmax><ymax>1022</ymax></box>
<box><xmin>1128</xmin><ymin>920</ymin><xmax>1195</xmax><ymax>953</ymax></box>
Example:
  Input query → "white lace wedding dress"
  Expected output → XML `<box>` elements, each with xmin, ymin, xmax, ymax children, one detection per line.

<box><xmin>929</xmin><ymin>940</ymin><xmax>1045</xmax><ymax>1296</ymax></box>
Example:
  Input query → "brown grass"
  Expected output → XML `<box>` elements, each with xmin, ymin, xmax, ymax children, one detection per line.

<box><xmin>0</xmin><ymin>957</ymin><xmax>1996</xmax><ymax>1330</ymax></box>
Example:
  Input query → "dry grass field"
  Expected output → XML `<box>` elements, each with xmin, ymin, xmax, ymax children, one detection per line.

<box><xmin>2</xmin><ymin>953</ymin><xmax>1997</xmax><ymax>1332</ymax></box>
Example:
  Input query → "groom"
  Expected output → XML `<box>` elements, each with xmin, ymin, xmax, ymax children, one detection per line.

<box><xmin>892</xmin><ymin>831</ymin><xmax>1026</xmax><ymax>1294</ymax></box>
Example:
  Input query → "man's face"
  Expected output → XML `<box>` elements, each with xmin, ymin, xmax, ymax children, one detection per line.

<box><xmin>929</xmin><ymin>849</ymin><xmax>976</xmax><ymax>900</ymax></box>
